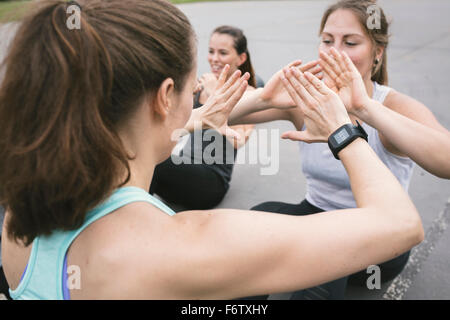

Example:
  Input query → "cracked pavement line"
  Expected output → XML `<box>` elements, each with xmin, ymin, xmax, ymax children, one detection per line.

<box><xmin>383</xmin><ymin>197</ymin><xmax>450</xmax><ymax>300</ymax></box>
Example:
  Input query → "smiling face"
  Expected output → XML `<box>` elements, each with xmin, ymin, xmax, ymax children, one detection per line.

<box><xmin>208</xmin><ymin>32</ymin><xmax>246</xmax><ymax>78</ymax></box>
<box><xmin>319</xmin><ymin>8</ymin><xmax>384</xmax><ymax>82</ymax></box>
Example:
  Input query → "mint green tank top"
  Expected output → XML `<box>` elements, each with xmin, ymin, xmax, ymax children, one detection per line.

<box><xmin>9</xmin><ymin>186</ymin><xmax>175</xmax><ymax>300</ymax></box>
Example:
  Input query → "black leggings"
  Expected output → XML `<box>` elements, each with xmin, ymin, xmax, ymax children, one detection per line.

<box><xmin>0</xmin><ymin>265</ymin><xmax>10</xmax><ymax>299</ymax></box>
<box><xmin>243</xmin><ymin>199</ymin><xmax>410</xmax><ymax>300</ymax></box>
<box><xmin>150</xmin><ymin>157</ymin><xmax>231</xmax><ymax>210</ymax></box>
<box><xmin>0</xmin><ymin>235</ymin><xmax>11</xmax><ymax>299</ymax></box>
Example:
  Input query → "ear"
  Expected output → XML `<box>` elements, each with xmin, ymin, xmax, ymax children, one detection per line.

<box><xmin>238</xmin><ymin>52</ymin><xmax>248</xmax><ymax>67</ymax></box>
<box><xmin>375</xmin><ymin>45</ymin><xmax>385</xmax><ymax>62</ymax></box>
<box><xmin>152</xmin><ymin>78</ymin><xmax>176</xmax><ymax>120</ymax></box>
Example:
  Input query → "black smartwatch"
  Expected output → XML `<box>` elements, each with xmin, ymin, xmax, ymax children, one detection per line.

<box><xmin>328</xmin><ymin>120</ymin><xmax>368</xmax><ymax>160</ymax></box>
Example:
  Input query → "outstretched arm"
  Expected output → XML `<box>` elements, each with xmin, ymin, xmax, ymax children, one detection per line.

<box><xmin>320</xmin><ymin>47</ymin><xmax>450</xmax><ymax>179</ymax></box>
<box><xmin>227</xmin><ymin>60</ymin><xmax>322</xmax><ymax>126</ymax></box>
<box><xmin>146</xmin><ymin>69</ymin><xmax>424</xmax><ymax>300</ymax></box>
<box><xmin>356</xmin><ymin>98</ymin><xmax>450</xmax><ymax>179</ymax></box>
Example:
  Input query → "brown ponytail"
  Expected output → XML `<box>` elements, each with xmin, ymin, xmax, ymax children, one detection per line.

<box><xmin>0</xmin><ymin>0</ymin><xmax>195</xmax><ymax>245</ymax></box>
<box><xmin>319</xmin><ymin>0</ymin><xmax>390</xmax><ymax>85</ymax></box>
<box><xmin>212</xmin><ymin>25</ymin><xmax>256</xmax><ymax>88</ymax></box>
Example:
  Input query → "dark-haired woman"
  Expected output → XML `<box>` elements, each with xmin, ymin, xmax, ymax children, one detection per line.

<box><xmin>0</xmin><ymin>0</ymin><xmax>423</xmax><ymax>300</ymax></box>
<box><xmin>150</xmin><ymin>25</ymin><xmax>263</xmax><ymax>210</ymax></box>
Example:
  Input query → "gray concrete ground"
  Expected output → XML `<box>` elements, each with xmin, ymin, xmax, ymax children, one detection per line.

<box><xmin>0</xmin><ymin>0</ymin><xmax>450</xmax><ymax>300</ymax></box>
<box><xmin>176</xmin><ymin>0</ymin><xmax>450</xmax><ymax>300</ymax></box>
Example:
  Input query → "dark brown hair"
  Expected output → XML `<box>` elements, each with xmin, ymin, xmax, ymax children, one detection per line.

<box><xmin>319</xmin><ymin>0</ymin><xmax>390</xmax><ymax>85</ymax></box>
<box><xmin>212</xmin><ymin>25</ymin><xmax>256</xmax><ymax>88</ymax></box>
<box><xmin>0</xmin><ymin>0</ymin><xmax>195</xmax><ymax>245</ymax></box>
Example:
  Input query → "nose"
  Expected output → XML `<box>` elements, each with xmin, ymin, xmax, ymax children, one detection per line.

<box><xmin>330</xmin><ymin>43</ymin><xmax>344</xmax><ymax>53</ymax></box>
<box><xmin>209</xmin><ymin>52</ymin><xmax>219</xmax><ymax>63</ymax></box>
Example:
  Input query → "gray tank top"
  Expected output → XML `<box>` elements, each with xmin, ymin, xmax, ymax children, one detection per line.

<box><xmin>300</xmin><ymin>82</ymin><xmax>415</xmax><ymax>211</ymax></box>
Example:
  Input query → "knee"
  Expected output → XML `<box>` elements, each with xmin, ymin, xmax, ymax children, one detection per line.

<box><xmin>193</xmin><ymin>181</ymin><xmax>229</xmax><ymax>210</ymax></box>
<box><xmin>250</xmin><ymin>202</ymin><xmax>281</xmax><ymax>213</ymax></box>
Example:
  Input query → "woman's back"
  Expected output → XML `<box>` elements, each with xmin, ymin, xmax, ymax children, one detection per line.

<box><xmin>2</xmin><ymin>187</ymin><xmax>176</xmax><ymax>299</ymax></box>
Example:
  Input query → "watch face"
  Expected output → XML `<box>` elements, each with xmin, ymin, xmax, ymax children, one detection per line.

<box><xmin>333</xmin><ymin>128</ymin><xmax>350</xmax><ymax>145</ymax></box>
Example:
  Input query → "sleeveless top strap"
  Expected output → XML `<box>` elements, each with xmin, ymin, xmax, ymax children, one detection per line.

<box><xmin>10</xmin><ymin>186</ymin><xmax>175</xmax><ymax>300</ymax></box>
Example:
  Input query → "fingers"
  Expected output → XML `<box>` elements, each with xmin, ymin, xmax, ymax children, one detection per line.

<box><xmin>299</xmin><ymin>60</ymin><xmax>319</xmax><ymax>72</ymax></box>
<box><xmin>218</xmin><ymin>125</ymin><xmax>242</xmax><ymax>142</ymax></box>
<box><xmin>322</xmin><ymin>72</ymin><xmax>339</xmax><ymax>93</ymax></box>
<box><xmin>304</xmin><ymin>72</ymin><xmax>332</xmax><ymax>96</ymax></box>
<box><xmin>216</xmin><ymin>69</ymin><xmax>242</xmax><ymax>95</ymax></box>
<box><xmin>330</xmin><ymin>47</ymin><xmax>347</xmax><ymax>75</ymax></box>
<box><xmin>341</xmin><ymin>50</ymin><xmax>360</xmax><ymax>75</ymax></box>
<box><xmin>300</xmin><ymin>60</ymin><xmax>323</xmax><ymax>78</ymax></box>
<box><xmin>224</xmin><ymin>80</ymin><xmax>249</xmax><ymax>115</ymax></box>
<box><xmin>290</xmin><ymin>67</ymin><xmax>322</xmax><ymax>101</ymax></box>
<box><xmin>288</xmin><ymin>59</ymin><xmax>303</xmax><ymax>68</ymax></box>
<box><xmin>281</xmin><ymin>69</ymin><xmax>309</xmax><ymax>110</ymax></box>
<box><xmin>215</xmin><ymin>64</ymin><xmax>231</xmax><ymax>91</ymax></box>
<box><xmin>319</xmin><ymin>50</ymin><xmax>340</xmax><ymax>81</ymax></box>
<box><xmin>193</xmin><ymin>82</ymin><xmax>203</xmax><ymax>94</ymax></box>
<box><xmin>281</xmin><ymin>130</ymin><xmax>309</xmax><ymax>143</ymax></box>
<box><xmin>222</xmin><ymin>72</ymin><xmax>250</xmax><ymax>103</ymax></box>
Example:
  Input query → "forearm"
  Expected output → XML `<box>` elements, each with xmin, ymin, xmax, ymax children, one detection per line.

<box><xmin>170</xmin><ymin>140</ymin><xmax>423</xmax><ymax>299</ymax></box>
<box><xmin>355</xmin><ymin>99</ymin><xmax>450</xmax><ymax>179</ymax></box>
<box><xmin>339</xmin><ymin>138</ymin><xmax>421</xmax><ymax>224</ymax></box>
<box><xmin>227</xmin><ymin>88</ymin><xmax>274</xmax><ymax>125</ymax></box>
<box><xmin>229</xmin><ymin>108</ymin><xmax>292</xmax><ymax>125</ymax></box>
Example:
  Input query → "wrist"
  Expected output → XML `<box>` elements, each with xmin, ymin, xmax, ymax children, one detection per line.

<box><xmin>337</xmin><ymin>137</ymin><xmax>368</xmax><ymax>160</ymax></box>
<box><xmin>351</xmin><ymin>97</ymin><xmax>373</xmax><ymax>119</ymax></box>
<box><xmin>328</xmin><ymin>120</ymin><xmax>368</xmax><ymax>160</ymax></box>
<box><xmin>185</xmin><ymin>108</ymin><xmax>204</xmax><ymax>133</ymax></box>
<box><xmin>254</xmin><ymin>88</ymin><xmax>271</xmax><ymax>110</ymax></box>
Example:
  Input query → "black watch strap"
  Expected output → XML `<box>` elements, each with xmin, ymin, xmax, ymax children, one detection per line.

<box><xmin>327</xmin><ymin>120</ymin><xmax>368</xmax><ymax>160</ymax></box>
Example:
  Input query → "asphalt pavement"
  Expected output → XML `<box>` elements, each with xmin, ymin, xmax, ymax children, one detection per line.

<box><xmin>177</xmin><ymin>0</ymin><xmax>450</xmax><ymax>300</ymax></box>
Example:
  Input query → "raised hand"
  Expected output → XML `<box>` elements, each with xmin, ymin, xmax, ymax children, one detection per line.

<box><xmin>319</xmin><ymin>48</ymin><xmax>370</xmax><ymax>115</ymax></box>
<box><xmin>260</xmin><ymin>60</ymin><xmax>323</xmax><ymax>109</ymax></box>
<box><xmin>280</xmin><ymin>67</ymin><xmax>351</xmax><ymax>143</ymax></box>
<box><xmin>196</xmin><ymin>73</ymin><xmax>218</xmax><ymax>98</ymax></box>
<box><xmin>197</xmin><ymin>64</ymin><xmax>250</xmax><ymax>140</ymax></box>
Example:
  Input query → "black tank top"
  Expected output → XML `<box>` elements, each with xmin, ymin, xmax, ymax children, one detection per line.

<box><xmin>180</xmin><ymin>91</ymin><xmax>237</xmax><ymax>183</ymax></box>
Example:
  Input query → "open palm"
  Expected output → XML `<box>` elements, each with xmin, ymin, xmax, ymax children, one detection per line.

<box><xmin>319</xmin><ymin>48</ymin><xmax>370</xmax><ymax>115</ymax></box>
<box><xmin>260</xmin><ymin>60</ymin><xmax>322</xmax><ymax>109</ymax></box>
<box><xmin>280</xmin><ymin>68</ymin><xmax>351</xmax><ymax>143</ymax></box>
<box><xmin>199</xmin><ymin>65</ymin><xmax>250</xmax><ymax>139</ymax></box>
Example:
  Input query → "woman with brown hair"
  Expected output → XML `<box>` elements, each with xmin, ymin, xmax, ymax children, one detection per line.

<box><xmin>0</xmin><ymin>0</ymin><xmax>423</xmax><ymax>300</ymax></box>
<box><xmin>229</xmin><ymin>0</ymin><xmax>450</xmax><ymax>299</ymax></box>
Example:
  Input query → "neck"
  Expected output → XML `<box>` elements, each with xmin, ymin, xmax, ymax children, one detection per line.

<box><xmin>118</xmin><ymin>123</ymin><xmax>160</xmax><ymax>192</ymax></box>
<box><xmin>123</xmin><ymin>157</ymin><xmax>157</xmax><ymax>192</ymax></box>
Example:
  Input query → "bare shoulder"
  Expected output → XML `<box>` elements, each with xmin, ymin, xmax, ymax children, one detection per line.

<box><xmin>68</xmin><ymin>201</ymin><xmax>176</xmax><ymax>299</ymax></box>
<box><xmin>383</xmin><ymin>89</ymin><xmax>447</xmax><ymax>132</ymax></box>
<box><xmin>384</xmin><ymin>89</ymin><xmax>427</xmax><ymax>117</ymax></box>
